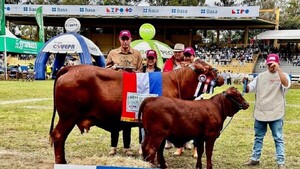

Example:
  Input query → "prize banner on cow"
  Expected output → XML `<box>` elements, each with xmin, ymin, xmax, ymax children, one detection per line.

<box><xmin>126</xmin><ymin>92</ymin><xmax>158</xmax><ymax>119</ymax></box>
<box><xmin>121</xmin><ymin>72</ymin><xmax>162</xmax><ymax>122</ymax></box>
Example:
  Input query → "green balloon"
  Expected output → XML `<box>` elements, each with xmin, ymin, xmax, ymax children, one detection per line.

<box><xmin>139</xmin><ymin>23</ymin><xmax>156</xmax><ymax>40</ymax></box>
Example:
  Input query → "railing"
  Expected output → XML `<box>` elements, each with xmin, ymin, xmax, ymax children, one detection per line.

<box><xmin>290</xmin><ymin>75</ymin><xmax>300</xmax><ymax>83</ymax></box>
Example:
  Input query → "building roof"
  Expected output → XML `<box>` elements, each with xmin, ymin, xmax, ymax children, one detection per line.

<box><xmin>256</xmin><ymin>30</ymin><xmax>300</xmax><ymax>40</ymax></box>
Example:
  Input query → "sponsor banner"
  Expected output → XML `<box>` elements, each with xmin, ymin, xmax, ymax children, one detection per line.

<box><xmin>35</xmin><ymin>6</ymin><xmax>44</xmax><ymax>42</ymax></box>
<box><xmin>4</xmin><ymin>5</ymin><xmax>260</xmax><ymax>18</ymax></box>
<box><xmin>0</xmin><ymin>37</ymin><xmax>44</xmax><ymax>54</ymax></box>
<box><xmin>0</xmin><ymin>0</ymin><xmax>5</xmax><ymax>35</ymax></box>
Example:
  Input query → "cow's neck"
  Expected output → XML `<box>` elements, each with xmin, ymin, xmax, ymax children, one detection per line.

<box><xmin>212</xmin><ymin>94</ymin><xmax>235</xmax><ymax>121</ymax></box>
<box><xmin>173</xmin><ymin>67</ymin><xmax>199</xmax><ymax>100</ymax></box>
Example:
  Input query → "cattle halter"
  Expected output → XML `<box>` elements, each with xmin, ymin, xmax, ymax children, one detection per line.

<box><xmin>222</xmin><ymin>91</ymin><xmax>244</xmax><ymax>110</ymax></box>
<box><xmin>220</xmin><ymin>91</ymin><xmax>244</xmax><ymax>134</ymax></box>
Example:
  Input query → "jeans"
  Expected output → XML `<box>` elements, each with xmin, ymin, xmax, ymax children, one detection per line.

<box><xmin>251</xmin><ymin>119</ymin><xmax>285</xmax><ymax>165</ymax></box>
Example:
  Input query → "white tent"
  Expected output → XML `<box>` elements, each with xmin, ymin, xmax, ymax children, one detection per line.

<box><xmin>256</xmin><ymin>30</ymin><xmax>300</xmax><ymax>40</ymax></box>
<box><xmin>35</xmin><ymin>32</ymin><xmax>105</xmax><ymax>80</ymax></box>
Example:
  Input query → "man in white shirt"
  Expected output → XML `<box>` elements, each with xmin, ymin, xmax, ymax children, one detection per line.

<box><xmin>244</xmin><ymin>54</ymin><xmax>291</xmax><ymax>169</ymax></box>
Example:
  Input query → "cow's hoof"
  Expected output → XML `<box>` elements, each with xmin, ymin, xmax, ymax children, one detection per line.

<box><xmin>158</xmin><ymin>163</ymin><xmax>168</xmax><ymax>168</ymax></box>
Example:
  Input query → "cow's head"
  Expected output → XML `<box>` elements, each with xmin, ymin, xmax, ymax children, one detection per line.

<box><xmin>223</xmin><ymin>86</ymin><xmax>249</xmax><ymax>116</ymax></box>
<box><xmin>189</xmin><ymin>59</ymin><xmax>212</xmax><ymax>74</ymax></box>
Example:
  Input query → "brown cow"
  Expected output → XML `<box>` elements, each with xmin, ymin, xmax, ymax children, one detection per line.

<box><xmin>49</xmin><ymin>59</ymin><xmax>224</xmax><ymax>164</ymax></box>
<box><xmin>138</xmin><ymin>86</ymin><xmax>249</xmax><ymax>169</ymax></box>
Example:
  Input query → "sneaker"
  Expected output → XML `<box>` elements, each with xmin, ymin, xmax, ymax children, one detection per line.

<box><xmin>184</xmin><ymin>142</ymin><xmax>193</xmax><ymax>150</ymax></box>
<box><xmin>193</xmin><ymin>147</ymin><xmax>198</xmax><ymax>158</ymax></box>
<box><xmin>108</xmin><ymin>147</ymin><xmax>117</xmax><ymax>156</ymax></box>
<box><xmin>124</xmin><ymin>148</ymin><xmax>134</xmax><ymax>156</ymax></box>
<box><xmin>244</xmin><ymin>159</ymin><xmax>260</xmax><ymax>166</ymax></box>
<box><xmin>278</xmin><ymin>164</ymin><xmax>285</xmax><ymax>169</ymax></box>
<box><xmin>165</xmin><ymin>141</ymin><xmax>173</xmax><ymax>149</ymax></box>
<box><xmin>174</xmin><ymin>148</ymin><xmax>183</xmax><ymax>156</ymax></box>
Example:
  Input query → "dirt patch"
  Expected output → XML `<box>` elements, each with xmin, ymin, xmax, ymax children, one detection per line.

<box><xmin>291</xmin><ymin>83</ymin><xmax>300</xmax><ymax>89</ymax></box>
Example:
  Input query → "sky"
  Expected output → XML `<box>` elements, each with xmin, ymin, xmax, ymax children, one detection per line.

<box><xmin>206</xmin><ymin>0</ymin><xmax>218</xmax><ymax>6</ymax></box>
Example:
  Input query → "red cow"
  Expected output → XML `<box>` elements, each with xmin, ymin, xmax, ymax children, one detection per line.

<box><xmin>138</xmin><ymin>87</ymin><xmax>249</xmax><ymax>169</ymax></box>
<box><xmin>49</xmin><ymin>60</ymin><xmax>224</xmax><ymax>164</ymax></box>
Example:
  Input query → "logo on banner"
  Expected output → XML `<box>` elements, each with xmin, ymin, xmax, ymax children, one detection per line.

<box><xmin>15</xmin><ymin>40</ymin><xmax>37</xmax><ymax>50</ymax></box>
<box><xmin>171</xmin><ymin>8</ymin><xmax>187</xmax><ymax>14</ymax></box>
<box><xmin>142</xmin><ymin>8</ymin><xmax>159</xmax><ymax>13</ymax></box>
<box><xmin>23</xmin><ymin>6</ymin><xmax>37</xmax><ymax>12</ymax></box>
<box><xmin>65</xmin><ymin>18</ymin><xmax>81</xmax><ymax>33</ymax></box>
<box><xmin>51</xmin><ymin>7</ymin><xmax>68</xmax><ymax>12</ymax></box>
<box><xmin>79</xmin><ymin>7</ymin><xmax>95</xmax><ymax>12</ymax></box>
<box><xmin>52</xmin><ymin>42</ymin><xmax>75</xmax><ymax>50</ymax></box>
<box><xmin>232</xmin><ymin>9</ymin><xmax>250</xmax><ymax>14</ymax></box>
<box><xmin>106</xmin><ymin>7</ymin><xmax>133</xmax><ymax>13</ymax></box>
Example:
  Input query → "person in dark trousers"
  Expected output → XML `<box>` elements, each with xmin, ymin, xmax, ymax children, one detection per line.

<box><xmin>106</xmin><ymin>30</ymin><xmax>143</xmax><ymax>156</ymax></box>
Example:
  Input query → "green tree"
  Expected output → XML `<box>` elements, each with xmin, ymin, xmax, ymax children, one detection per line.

<box><xmin>214</xmin><ymin>0</ymin><xmax>235</xmax><ymax>6</ymax></box>
<box><xmin>280</xmin><ymin>0</ymin><xmax>300</xmax><ymax>29</ymax></box>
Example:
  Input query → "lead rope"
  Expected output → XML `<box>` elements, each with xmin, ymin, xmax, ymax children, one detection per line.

<box><xmin>220</xmin><ymin>79</ymin><xmax>247</xmax><ymax>134</ymax></box>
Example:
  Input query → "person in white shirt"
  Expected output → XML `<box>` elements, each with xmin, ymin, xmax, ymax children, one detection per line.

<box><xmin>243</xmin><ymin>54</ymin><xmax>291</xmax><ymax>169</ymax></box>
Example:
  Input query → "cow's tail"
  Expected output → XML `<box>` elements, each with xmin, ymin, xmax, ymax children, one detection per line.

<box><xmin>138</xmin><ymin>97</ymin><xmax>156</xmax><ymax>144</ymax></box>
<box><xmin>49</xmin><ymin>66</ymin><xmax>71</xmax><ymax>147</ymax></box>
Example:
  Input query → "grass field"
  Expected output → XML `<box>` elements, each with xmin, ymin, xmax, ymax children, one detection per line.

<box><xmin>0</xmin><ymin>80</ymin><xmax>299</xmax><ymax>169</ymax></box>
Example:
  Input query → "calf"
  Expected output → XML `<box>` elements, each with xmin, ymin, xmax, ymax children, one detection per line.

<box><xmin>138</xmin><ymin>86</ymin><xmax>249</xmax><ymax>169</ymax></box>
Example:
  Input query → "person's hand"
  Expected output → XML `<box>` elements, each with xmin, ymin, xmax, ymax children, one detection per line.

<box><xmin>111</xmin><ymin>64</ymin><xmax>118</xmax><ymax>70</ymax></box>
<box><xmin>269</xmin><ymin>62</ymin><xmax>280</xmax><ymax>71</ymax></box>
<box><xmin>242</xmin><ymin>77</ymin><xmax>249</xmax><ymax>84</ymax></box>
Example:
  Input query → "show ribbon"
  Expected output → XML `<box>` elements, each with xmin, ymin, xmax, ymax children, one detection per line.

<box><xmin>194</xmin><ymin>74</ymin><xmax>206</xmax><ymax>97</ymax></box>
<box><xmin>203</xmin><ymin>77</ymin><xmax>211</xmax><ymax>93</ymax></box>
<box><xmin>209</xmin><ymin>80</ymin><xmax>215</xmax><ymax>94</ymax></box>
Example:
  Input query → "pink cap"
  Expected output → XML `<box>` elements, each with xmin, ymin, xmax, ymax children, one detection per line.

<box><xmin>119</xmin><ymin>30</ymin><xmax>132</xmax><ymax>38</ymax></box>
<box><xmin>184</xmin><ymin>47</ymin><xmax>195</xmax><ymax>55</ymax></box>
<box><xmin>266</xmin><ymin>54</ymin><xmax>280</xmax><ymax>64</ymax></box>
<box><xmin>146</xmin><ymin>50</ymin><xmax>157</xmax><ymax>59</ymax></box>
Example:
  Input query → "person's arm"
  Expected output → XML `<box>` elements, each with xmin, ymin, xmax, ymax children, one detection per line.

<box><xmin>106</xmin><ymin>51</ymin><xmax>118</xmax><ymax>70</ymax></box>
<box><xmin>135</xmin><ymin>52</ymin><xmax>143</xmax><ymax>72</ymax></box>
<box><xmin>271</xmin><ymin>62</ymin><xmax>289</xmax><ymax>87</ymax></box>
<box><xmin>277</xmin><ymin>68</ymin><xmax>289</xmax><ymax>87</ymax></box>
<box><xmin>244</xmin><ymin>76</ymin><xmax>258</xmax><ymax>93</ymax></box>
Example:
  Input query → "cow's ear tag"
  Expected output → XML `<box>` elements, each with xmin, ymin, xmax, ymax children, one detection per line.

<box><xmin>198</xmin><ymin>74</ymin><xmax>206</xmax><ymax>82</ymax></box>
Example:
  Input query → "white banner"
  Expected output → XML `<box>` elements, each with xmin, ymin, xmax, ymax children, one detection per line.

<box><xmin>4</xmin><ymin>5</ymin><xmax>260</xmax><ymax>18</ymax></box>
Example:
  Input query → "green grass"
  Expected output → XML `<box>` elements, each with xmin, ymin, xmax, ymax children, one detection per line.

<box><xmin>0</xmin><ymin>81</ymin><xmax>299</xmax><ymax>169</ymax></box>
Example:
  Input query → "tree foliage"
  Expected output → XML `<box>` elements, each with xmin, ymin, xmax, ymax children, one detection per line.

<box><xmin>280</xmin><ymin>0</ymin><xmax>300</xmax><ymax>29</ymax></box>
<box><xmin>214</xmin><ymin>0</ymin><xmax>235</xmax><ymax>6</ymax></box>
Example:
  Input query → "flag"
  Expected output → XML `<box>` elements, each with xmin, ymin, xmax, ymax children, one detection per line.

<box><xmin>35</xmin><ymin>6</ymin><xmax>44</xmax><ymax>42</ymax></box>
<box><xmin>0</xmin><ymin>0</ymin><xmax>5</xmax><ymax>35</ymax></box>
<box><xmin>121</xmin><ymin>72</ymin><xmax>162</xmax><ymax>122</ymax></box>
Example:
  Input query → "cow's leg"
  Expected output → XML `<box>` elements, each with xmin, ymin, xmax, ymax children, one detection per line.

<box><xmin>205</xmin><ymin>139</ymin><xmax>216</xmax><ymax>169</ymax></box>
<box><xmin>142</xmin><ymin>135</ymin><xmax>157</xmax><ymax>165</ymax></box>
<box><xmin>157</xmin><ymin>139</ymin><xmax>167</xmax><ymax>168</ymax></box>
<box><xmin>51</xmin><ymin>119</ymin><xmax>76</xmax><ymax>164</ymax></box>
<box><xmin>195</xmin><ymin>138</ymin><xmax>205</xmax><ymax>169</ymax></box>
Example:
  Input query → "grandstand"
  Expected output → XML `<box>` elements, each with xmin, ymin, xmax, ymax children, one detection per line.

<box><xmin>213</xmin><ymin>54</ymin><xmax>258</xmax><ymax>74</ymax></box>
<box><xmin>254</xmin><ymin>56</ymin><xmax>300</xmax><ymax>75</ymax></box>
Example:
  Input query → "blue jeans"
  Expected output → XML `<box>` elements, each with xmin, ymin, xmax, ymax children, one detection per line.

<box><xmin>251</xmin><ymin>119</ymin><xmax>285</xmax><ymax>164</ymax></box>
